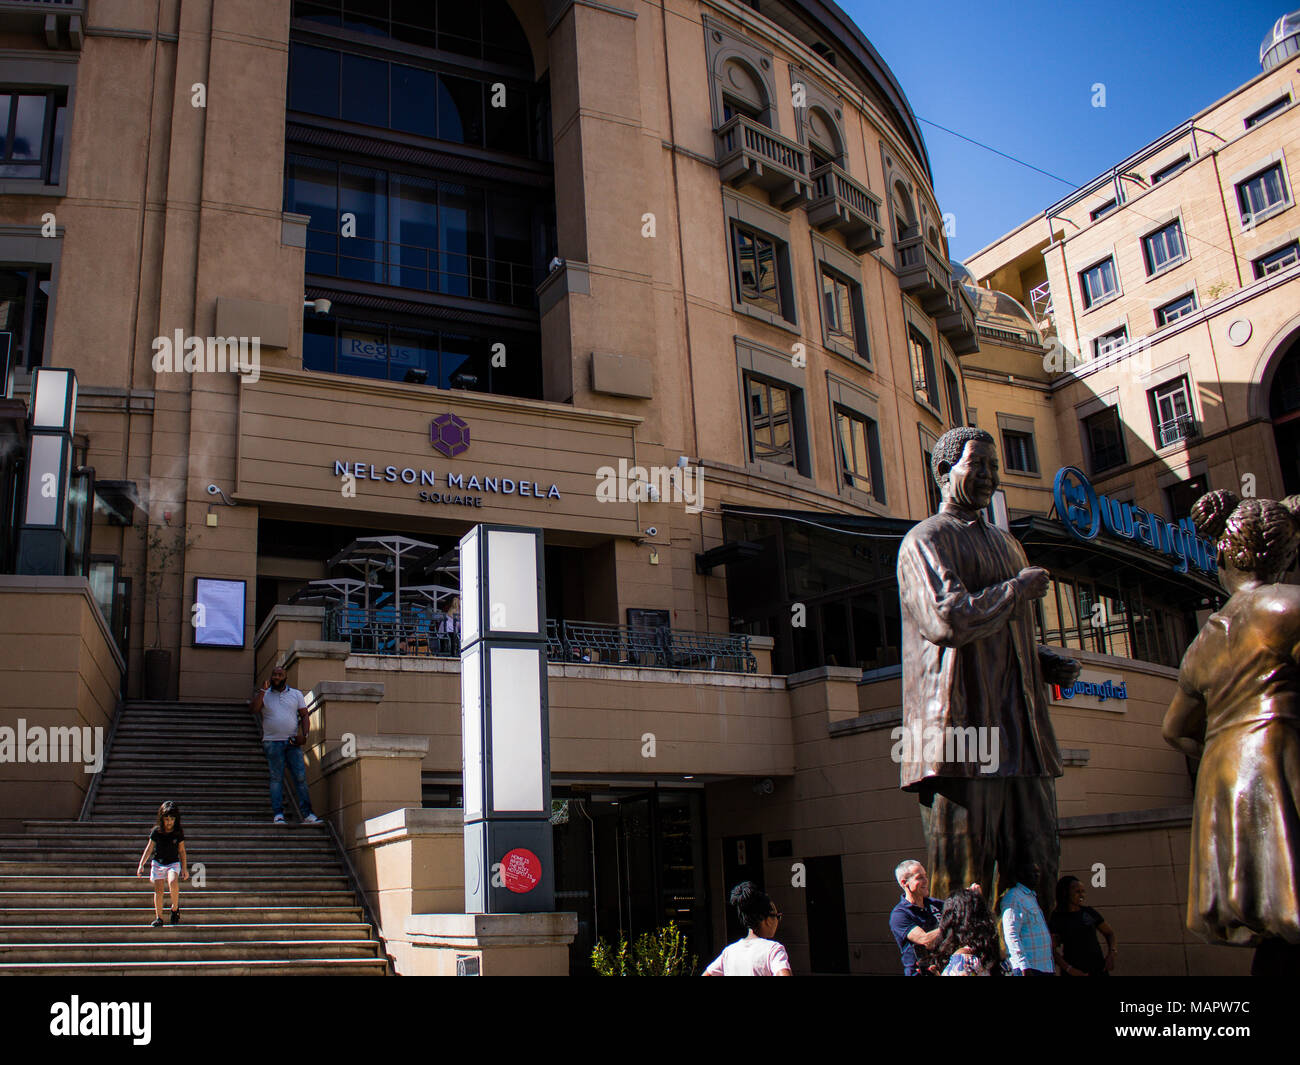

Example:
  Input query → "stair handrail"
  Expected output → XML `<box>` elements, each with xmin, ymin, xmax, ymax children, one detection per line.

<box><xmin>282</xmin><ymin>768</ymin><xmax>395</xmax><ymax>975</ymax></box>
<box><xmin>78</xmin><ymin>695</ymin><xmax>124</xmax><ymax>821</ymax></box>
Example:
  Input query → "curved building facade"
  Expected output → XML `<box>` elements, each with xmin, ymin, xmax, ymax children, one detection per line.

<box><xmin>0</xmin><ymin>0</ymin><xmax>1240</xmax><ymax>974</ymax></box>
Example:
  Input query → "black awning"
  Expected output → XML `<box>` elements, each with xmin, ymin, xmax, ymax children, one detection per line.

<box><xmin>1010</xmin><ymin>516</ymin><xmax>1222</xmax><ymax>610</ymax></box>
<box><xmin>93</xmin><ymin>481</ymin><xmax>140</xmax><ymax>526</ymax></box>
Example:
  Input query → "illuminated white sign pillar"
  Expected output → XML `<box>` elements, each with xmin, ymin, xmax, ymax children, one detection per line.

<box><xmin>17</xmin><ymin>368</ymin><xmax>77</xmax><ymax>575</ymax></box>
<box><xmin>458</xmin><ymin>524</ymin><xmax>555</xmax><ymax>913</ymax></box>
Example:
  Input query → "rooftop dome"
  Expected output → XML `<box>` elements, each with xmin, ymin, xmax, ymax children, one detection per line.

<box><xmin>952</xmin><ymin>262</ymin><xmax>1042</xmax><ymax>344</ymax></box>
<box><xmin>1261</xmin><ymin>9</ymin><xmax>1300</xmax><ymax>70</ymax></box>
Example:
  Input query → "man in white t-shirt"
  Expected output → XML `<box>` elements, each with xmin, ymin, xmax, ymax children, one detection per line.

<box><xmin>250</xmin><ymin>665</ymin><xmax>320</xmax><ymax>825</ymax></box>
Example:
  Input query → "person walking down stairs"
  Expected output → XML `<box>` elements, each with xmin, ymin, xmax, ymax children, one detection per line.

<box><xmin>249</xmin><ymin>667</ymin><xmax>320</xmax><ymax>826</ymax></box>
<box><xmin>136</xmin><ymin>801</ymin><xmax>188</xmax><ymax>927</ymax></box>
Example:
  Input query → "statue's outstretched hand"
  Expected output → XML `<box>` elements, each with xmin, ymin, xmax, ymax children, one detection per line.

<box><xmin>1040</xmin><ymin>650</ymin><xmax>1081</xmax><ymax>688</ymax></box>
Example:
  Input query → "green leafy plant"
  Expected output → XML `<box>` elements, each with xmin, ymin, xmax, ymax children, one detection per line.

<box><xmin>591</xmin><ymin>921</ymin><xmax>697</xmax><ymax>976</ymax></box>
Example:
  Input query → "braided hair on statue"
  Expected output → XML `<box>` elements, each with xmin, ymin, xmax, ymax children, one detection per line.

<box><xmin>1192</xmin><ymin>489</ymin><xmax>1300</xmax><ymax>584</ymax></box>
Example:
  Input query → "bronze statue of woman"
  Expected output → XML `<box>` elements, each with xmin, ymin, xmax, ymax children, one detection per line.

<box><xmin>1163</xmin><ymin>489</ymin><xmax>1300</xmax><ymax>976</ymax></box>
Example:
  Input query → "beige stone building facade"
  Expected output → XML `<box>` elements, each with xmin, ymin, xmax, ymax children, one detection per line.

<box><xmin>0</xmin><ymin>0</ymin><xmax>1261</xmax><ymax>974</ymax></box>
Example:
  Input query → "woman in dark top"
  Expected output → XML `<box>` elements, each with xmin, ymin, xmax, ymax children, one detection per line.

<box><xmin>136</xmin><ymin>801</ymin><xmax>189</xmax><ymax>927</ymax></box>
<box><xmin>1050</xmin><ymin>875</ymin><xmax>1116</xmax><ymax>975</ymax></box>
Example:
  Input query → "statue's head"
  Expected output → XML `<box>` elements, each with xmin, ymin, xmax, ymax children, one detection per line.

<box><xmin>931</xmin><ymin>427</ymin><xmax>998</xmax><ymax>511</ymax></box>
<box><xmin>1192</xmin><ymin>489</ymin><xmax>1300</xmax><ymax>586</ymax></box>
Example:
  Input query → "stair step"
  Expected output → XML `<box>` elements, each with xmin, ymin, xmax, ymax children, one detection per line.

<box><xmin>0</xmin><ymin>939</ymin><xmax>382</xmax><ymax>962</ymax></box>
<box><xmin>0</xmin><ymin>891</ymin><xmax>358</xmax><ymax>907</ymax></box>
<box><xmin>0</xmin><ymin>922</ymin><xmax>372</xmax><ymax>943</ymax></box>
<box><xmin>0</xmin><ymin>876</ymin><xmax>352</xmax><ymax>892</ymax></box>
<box><xmin>19</xmin><ymin>821</ymin><xmax>331</xmax><ymax>835</ymax></box>
<box><xmin>0</xmin><ymin>958</ymin><xmax>386</xmax><ymax>975</ymax></box>
<box><xmin>0</xmin><ymin>845</ymin><xmax>338</xmax><ymax>862</ymax></box>
<box><xmin>0</xmin><ymin>863</ymin><xmax>345</xmax><ymax>878</ymax></box>
<box><xmin>0</xmin><ymin>906</ymin><xmax>365</xmax><ymax>925</ymax></box>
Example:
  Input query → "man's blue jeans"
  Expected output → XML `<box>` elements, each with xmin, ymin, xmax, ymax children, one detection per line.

<box><xmin>263</xmin><ymin>740</ymin><xmax>314</xmax><ymax>817</ymax></box>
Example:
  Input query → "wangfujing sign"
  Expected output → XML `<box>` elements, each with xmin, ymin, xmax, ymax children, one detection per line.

<box><xmin>1052</xmin><ymin>466</ymin><xmax>1216</xmax><ymax>576</ymax></box>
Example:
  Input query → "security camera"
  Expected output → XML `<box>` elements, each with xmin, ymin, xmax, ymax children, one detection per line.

<box><xmin>643</xmin><ymin>526</ymin><xmax>658</xmax><ymax>538</ymax></box>
<box><xmin>304</xmin><ymin>298</ymin><xmax>332</xmax><ymax>315</ymax></box>
<box><xmin>206</xmin><ymin>484</ymin><xmax>220</xmax><ymax>496</ymax></box>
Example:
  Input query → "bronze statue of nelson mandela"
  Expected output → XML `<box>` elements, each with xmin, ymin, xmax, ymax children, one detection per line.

<box><xmin>896</xmin><ymin>427</ymin><xmax>1080</xmax><ymax>912</ymax></box>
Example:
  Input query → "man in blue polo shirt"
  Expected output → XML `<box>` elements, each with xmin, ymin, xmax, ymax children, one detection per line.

<box><xmin>889</xmin><ymin>859</ymin><xmax>943</xmax><ymax>975</ymax></box>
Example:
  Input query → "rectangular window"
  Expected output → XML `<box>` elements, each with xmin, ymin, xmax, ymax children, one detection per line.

<box><xmin>1245</xmin><ymin>95</ymin><xmax>1291</xmax><ymax>129</ymax></box>
<box><xmin>1083</xmin><ymin>407</ymin><xmax>1126</xmax><ymax>473</ymax></box>
<box><xmin>943</xmin><ymin>364</ymin><xmax>963</xmax><ymax>427</ymax></box>
<box><xmin>1166</xmin><ymin>473</ymin><xmax>1209</xmax><ymax>521</ymax></box>
<box><xmin>1001</xmin><ymin>429</ymin><xmax>1038</xmax><ymax>474</ymax></box>
<box><xmin>1151</xmin><ymin>155</ymin><xmax>1190</xmax><ymax>184</ymax></box>
<box><xmin>908</xmin><ymin>326</ymin><xmax>938</xmax><ymax>410</ymax></box>
<box><xmin>745</xmin><ymin>374</ymin><xmax>797</xmax><ymax>468</ymax></box>
<box><xmin>835</xmin><ymin>407</ymin><xmax>884</xmax><ymax>501</ymax></box>
<box><xmin>821</xmin><ymin>268</ymin><xmax>858</xmax><ymax>348</ymax></box>
<box><xmin>1156</xmin><ymin>292</ymin><xmax>1197</xmax><ymax>326</ymax></box>
<box><xmin>922</xmin><ymin>447</ymin><xmax>942</xmax><ymax>515</ymax></box>
<box><xmin>1253</xmin><ymin>240</ymin><xmax>1300</xmax><ymax>278</ymax></box>
<box><xmin>1089</xmin><ymin>199</ymin><xmax>1118</xmax><ymax>221</ymax></box>
<box><xmin>0</xmin><ymin>266</ymin><xmax>51</xmax><ymax>370</ymax></box>
<box><xmin>1080</xmin><ymin>257</ymin><xmax>1118</xmax><ymax>308</ymax></box>
<box><xmin>1143</xmin><ymin>220</ymin><xmax>1186</xmax><ymax>274</ymax></box>
<box><xmin>0</xmin><ymin>88</ymin><xmax>68</xmax><ymax>185</ymax></box>
<box><xmin>1093</xmin><ymin>325</ymin><xmax>1128</xmax><ymax>358</ymax></box>
<box><xmin>733</xmin><ymin>223</ymin><xmax>782</xmax><ymax>317</ymax></box>
<box><xmin>1237</xmin><ymin>164</ymin><xmax>1289</xmax><ymax>225</ymax></box>
<box><xmin>1150</xmin><ymin>376</ymin><xmax>1196</xmax><ymax>447</ymax></box>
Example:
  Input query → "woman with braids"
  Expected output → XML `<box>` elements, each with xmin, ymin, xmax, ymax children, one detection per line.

<box><xmin>702</xmin><ymin>882</ymin><xmax>793</xmax><ymax>975</ymax></box>
<box><xmin>935</xmin><ymin>887</ymin><xmax>1001</xmax><ymax>975</ymax></box>
<box><xmin>1163</xmin><ymin>489</ymin><xmax>1300</xmax><ymax>976</ymax></box>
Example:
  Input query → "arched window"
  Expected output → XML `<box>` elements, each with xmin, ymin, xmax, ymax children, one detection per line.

<box><xmin>892</xmin><ymin>181</ymin><xmax>916</xmax><ymax>240</ymax></box>
<box><xmin>806</xmin><ymin>106</ymin><xmax>844</xmax><ymax>169</ymax></box>
<box><xmin>721</xmin><ymin>57</ymin><xmax>770</xmax><ymax>126</ymax></box>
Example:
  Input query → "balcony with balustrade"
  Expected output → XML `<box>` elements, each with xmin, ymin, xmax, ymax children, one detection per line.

<box><xmin>0</xmin><ymin>0</ymin><xmax>83</xmax><ymax>45</ymax></box>
<box><xmin>895</xmin><ymin>232</ymin><xmax>953</xmax><ymax>314</ymax></box>
<box><xmin>805</xmin><ymin>163</ymin><xmax>883</xmax><ymax>253</ymax></box>
<box><xmin>714</xmin><ymin>114</ymin><xmax>812</xmax><ymax>209</ymax></box>
<box><xmin>935</xmin><ymin>280</ymin><xmax>979</xmax><ymax>355</ymax></box>
<box><xmin>1156</xmin><ymin>414</ymin><xmax>1199</xmax><ymax>449</ymax></box>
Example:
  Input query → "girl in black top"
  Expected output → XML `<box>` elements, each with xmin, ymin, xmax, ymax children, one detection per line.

<box><xmin>1050</xmin><ymin>875</ymin><xmax>1117</xmax><ymax>975</ymax></box>
<box><xmin>136</xmin><ymin>801</ymin><xmax>189</xmax><ymax>927</ymax></box>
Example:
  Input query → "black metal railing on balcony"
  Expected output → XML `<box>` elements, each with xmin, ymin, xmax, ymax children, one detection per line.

<box><xmin>806</xmin><ymin>162</ymin><xmax>883</xmax><ymax>252</ymax></box>
<box><xmin>1157</xmin><ymin>414</ymin><xmax>1199</xmax><ymax>448</ymax></box>
<box><xmin>324</xmin><ymin>606</ymin><xmax>756</xmax><ymax>673</ymax></box>
<box><xmin>714</xmin><ymin>114</ymin><xmax>810</xmax><ymax>209</ymax></box>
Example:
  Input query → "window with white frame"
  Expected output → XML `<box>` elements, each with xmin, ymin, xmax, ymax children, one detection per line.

<box><xmin>1156</xmin><ymin>292</ymin><xmax>1197</xmax><ymax>326</ymax></box>
<box><xmin>1237</xmin><ymin>164</ymin><xmax>1289</xmax><ymax>225</ymax></box>
<box><xmin>1149</xmin><ymin>376</ymin><xmax>1196</xmax><ymax>447</ymax></box>
<box><xmin>1143</xmin><ymin>220</ymin><xmax>1186</xmax><ymax>274</ymax></box>
<box><xmin>1151</xmin><ymin>156</ymin><xmax>1190</xmax><ymax>184</ymax></box>
<box><xmin>1253</xmin><ymin>240</ymin><xmax>1300</xmax><ymax>278</ymax></box>
<box><xmin>1080</xmin><ymin>257</ymin><xmax>1118</xmax><ymax>308</ymax></box>
<box><xmin>1093</xmin><ymin>325</ymin><xmax>1128</xmax><ymax>358</ymax></box>
<box><xmin>1245</xmin><ymin>95</ymin><xmax>1291</xmax><ymax>129</ymax></box>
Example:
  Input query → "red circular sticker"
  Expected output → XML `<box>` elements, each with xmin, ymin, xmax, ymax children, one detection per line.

<box><xmin>501</xmin><ymin>848</ymin><xmax>542</xmax><ymax>893</ymax></box>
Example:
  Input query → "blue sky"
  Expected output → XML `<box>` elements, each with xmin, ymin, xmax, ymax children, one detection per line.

<box><xmin>838</xmin><ymin>0</ymin><xmax>1288</xmax><ymax>260</ymax></box>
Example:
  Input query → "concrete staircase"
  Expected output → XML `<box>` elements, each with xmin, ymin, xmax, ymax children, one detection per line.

<box><xmin>0</xmin><ymin>701</ymin><xmax>389</xmax><ymax>975</ymax></box>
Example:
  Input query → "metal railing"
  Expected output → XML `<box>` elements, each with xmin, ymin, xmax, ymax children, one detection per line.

<box><xmin>305</xmin><ymin>232</ymin><xmax>535</xmax><ymax>307</ymax></box>
<box><xmin>1157</xmin><ymin>414</ymin><xmax>1198</xmax><ymax>448</ymax></box>
<box><xmin>324</xmin><ymin>607</ymin><xmax>757</xmax><ymax>673</ymax></box>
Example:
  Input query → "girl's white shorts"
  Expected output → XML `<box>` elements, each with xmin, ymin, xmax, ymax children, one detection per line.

<box><xmin>150</xmin><ymin>860</ymin><xmax>181</xmax><ymax>882</ymax></box>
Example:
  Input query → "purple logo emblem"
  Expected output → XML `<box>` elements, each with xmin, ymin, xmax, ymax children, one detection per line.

<box><xmin>430</xmin><ymin>413</ymin><xmax>470</xmax><ymax>457</ymax></box>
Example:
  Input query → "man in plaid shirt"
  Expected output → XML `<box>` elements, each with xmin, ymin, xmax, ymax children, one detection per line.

<box><xmin>1000</xmin><ymin>861</ymin><xmax>1055</xmax><ymax>975</ymax></box>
